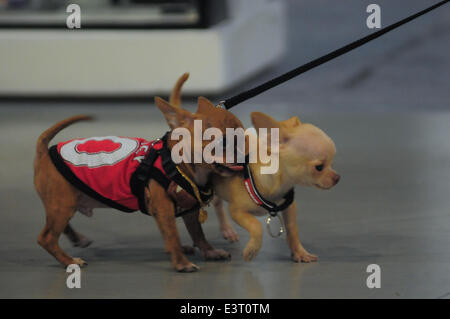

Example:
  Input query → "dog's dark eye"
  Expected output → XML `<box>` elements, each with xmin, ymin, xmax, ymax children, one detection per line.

<box><xmin>315</xmin><ymin>164</ymin><xmax>324</xmax><ymax>172</ymax></box>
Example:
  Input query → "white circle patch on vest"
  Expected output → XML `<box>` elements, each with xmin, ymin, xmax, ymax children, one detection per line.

<box><xmin>60</xmin><ymin>136</ymin><xmax>139</xmax><ymax>168</ymax></box>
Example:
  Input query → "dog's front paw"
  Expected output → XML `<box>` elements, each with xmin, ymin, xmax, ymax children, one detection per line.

<box><xmin>175</xmin><ymin>262</ymin><xmax>199</xmax><ymax>273</ymax></box>
<box><xmin>221</xmin><ymin>225</ymin><xmax>239</xmax><ymax>243</ymax></box>
<box><xmin>202</xmin><ymin>248</ymin><xmax>231</xmax><ymax>261</ymax></box>
<box><xmin>291</xmin><ymin>250</ymin><xmax>318</xmax><ymax>263</ymax></box>
<box><xmin>71</xmin><ymin>257</ymin><xmax>88</xmax><ymax>267</ymax></box>
<box><xmin>242</xmin><ymin>240</ymin><xmax>261</xmax><ymax>262</ymax></box>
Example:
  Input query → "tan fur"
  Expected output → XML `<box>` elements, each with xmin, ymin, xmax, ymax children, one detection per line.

<box><xmin>34</xmin><ymin>73</ymin><xmax>244</xmax><ymax>272</ymax></box>
<box><xmin>213</xmin><ymin>112</ymin><xmax>340</xmax><ymax>262</ymax></box>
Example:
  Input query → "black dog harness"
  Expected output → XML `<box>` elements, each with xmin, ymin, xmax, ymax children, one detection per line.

<box><xmin>130</xmin><ymin>132</ymin><xmax>213</xmax><ymax>217</ymax></box>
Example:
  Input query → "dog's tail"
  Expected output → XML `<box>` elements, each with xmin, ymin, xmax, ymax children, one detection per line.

<box><xmin>36</xmin><ymin>115</ymin><xmax>94</xmax><ymax>159</ymax></box>
<box><xmin>169</xmin><ymin>72</ymin><xmax>189</xmax><ymax>109</ymax></box>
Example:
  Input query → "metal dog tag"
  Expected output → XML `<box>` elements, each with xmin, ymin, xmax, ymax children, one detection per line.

<box><xmin>266</xmin><ymin>215</ymin><xmax>284</xmax><ymax>238</ymax></box>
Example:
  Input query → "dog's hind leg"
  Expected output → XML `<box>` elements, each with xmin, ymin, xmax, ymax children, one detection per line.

<box><xmin>182</xmin><ymin>210</ymin><xmax>231</xmax><ymax>261</ymax></box>
<box><xmin>36</xmin><ymin>168</ymin><xmax>87</xmax><ymax>267</ymax></box>
<box><xmin>64</xmin><ymin>223</ymin><xmax>93</xmax><ymax>248</ymax></box>
<box><xmin>38</xmin><ymin>205</ymin><xmax>87</xmax><ymax>267</ymax></box>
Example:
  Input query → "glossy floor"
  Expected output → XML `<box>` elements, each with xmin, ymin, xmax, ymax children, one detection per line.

<box><xmin>1</xmin><ymin>0</ymin><xmax>449</xmax><ymax>299</ymax></box>
<box><xmin>1</xmin><ymin>107</ymin><xmax>450</xmax><ymax>298</ymax></box>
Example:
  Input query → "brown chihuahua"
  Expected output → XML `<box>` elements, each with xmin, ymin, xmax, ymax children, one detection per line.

<box><xmin>34</xmin><ymin>73</ymin><xmax>245</xmax><ymax>272</ymax></box>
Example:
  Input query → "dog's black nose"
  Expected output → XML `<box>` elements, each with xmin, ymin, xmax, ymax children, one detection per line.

<box><xmin>333</xmin><ymin>174</ymin><xmax>341</xmax><ymax>185</ymax></box>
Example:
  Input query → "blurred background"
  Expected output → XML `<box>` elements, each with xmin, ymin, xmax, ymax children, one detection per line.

<box><xmin>1</xmin><ymin>0</ymin><xmax>450</xmax><ymax>299</ymax></box>
<box><xmin>0</xmin><ymin>0</ymin><xmax>285</xmax><ymax>95</ymax></box>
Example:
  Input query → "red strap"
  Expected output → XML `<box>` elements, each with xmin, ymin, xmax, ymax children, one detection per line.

<box><xmin>244</xmin><ymin>178</ymin><xmax>263</xmax><ymax>206</ymax></box>
<box><xmin>149</xmin><ymin>140</ymin><xmax>168</xmax><ymax>178</ymax></box>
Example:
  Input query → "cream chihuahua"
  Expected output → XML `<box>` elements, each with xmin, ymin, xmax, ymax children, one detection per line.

<box><xmin>212</xmin><ymin>113</ymin><xmax>340</xmax><ymax>262</ymax></box>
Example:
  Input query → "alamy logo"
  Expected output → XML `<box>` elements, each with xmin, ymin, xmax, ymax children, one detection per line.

<box><xmin>366</xmin><ymin>264</ymin><xmax>381</xmax><ymax>288</ymax></box>
<box><xmin>170</xmin><ymin>120</ymin><xmax>280</xmax><ymax>174</ymax></box>
<box><xmin>66</xmin><ymin>4</ymin><xmax>81</xmax><ymax>29</ymax></box>
<box><xmin>66</xmin><ymin>264</ymin><xmax>81</xmax><ymax>288</ymax></box>
<box><xmin>366</xmin><ymin>4</ymin><xmax>381</xmax><ymax>29</ymax></box>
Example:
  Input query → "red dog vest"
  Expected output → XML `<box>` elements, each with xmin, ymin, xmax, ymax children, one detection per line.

<box><xmin>49</xmin><ymin>136</ymin><xmax>165</xmax><ymax>212</ymax></box>
<box><xmin>49</xmin><ymin>134</ymin><xmax>211</xmax><ymax>215</ymax></box>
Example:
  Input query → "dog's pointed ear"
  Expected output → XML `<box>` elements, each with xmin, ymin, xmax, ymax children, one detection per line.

<box><xmin>155</xmin><ymin>96</ymin><xmax>193</xmax><ymax>129</ymax></box>
<box><xmin>281</xmin><ymin>116</ymin><xmax>301</xmax><ymax>129</ymax></box>
<box><xmin>251</xmin><ymin>112</ymin><xmax>281</xmax><ymax>130</ymax></box>
<box><xmin>251</xmin><ymin>112</ymin><xmax>289</xmax><ymax>143</ymax></box>
<box><xmin>196</xmin><ymin>96</ymin><xmax>215</xmax><ymax>114</ymax></box>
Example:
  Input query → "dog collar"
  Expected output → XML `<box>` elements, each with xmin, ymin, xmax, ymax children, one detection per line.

<box><xmin>243</xmin><ymin>163</ymin><xmax>294</xmax><ymax>217</ymax></box>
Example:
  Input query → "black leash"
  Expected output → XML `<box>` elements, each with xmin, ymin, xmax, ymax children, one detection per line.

<box><xmin>219</xmin><ymin>0</ymin><xmax>450</xmax><ymax>109</ymax></box>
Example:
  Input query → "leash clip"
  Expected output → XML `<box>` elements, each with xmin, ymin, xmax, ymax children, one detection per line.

<box><xmin>215</xmin><ymin>101</ymin><xmax>226</xmax><ymax>109</ymax></box>
<box><xmin>266</xmin><ymin>215</ymin><xmax>284</xmax><ymax>238</ymax></box>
